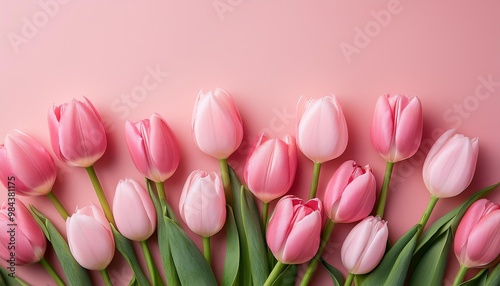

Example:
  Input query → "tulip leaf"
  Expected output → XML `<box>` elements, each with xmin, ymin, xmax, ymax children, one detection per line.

<box><xmin>110</xmin><ymin>225</ymin><xmax>151</xmax><ymax>286</ymax></box>
<box><xmin>486</xmin><ymin>263</ymin><xmax>500</xmax><ymax>286</ymax></box>
<box><xmin>128</xmin><ymin>276</ymin><xmax>139</xmax><ymax>286</ymax></box>
<box><xmin>360</xmin><ymin>224</ymin><xmax>419</xmax><ymax>286</ymax></box>
<box><xmin>222</xmin><ymin>206</ymin><xmax>240</xmax><ymax>286</ymax></box>
<box><xmin>0</xmin><ymin>267</ymin><xmax>28</xmax><ymax>286</ymax></box>
<box><xmin>29</xmin><ymin>206</ymin><xmax>92</xmax><ymax>286</ymax></box>
<box><xmin>459</xmin><ymin>268</ymin><xmax>488</xmax><ymax>286</ymax></box>
<box><xmin>271</xmin><ymin>264</ymin><xmax>297</xmax><ymax>286</ymax></box>
<box><xmin>147</xmin><ymin>179</ymin><xmax>180</xmax><ymax>286</ymax></box>
<box><xmin>320</xmin><ymin>258</ymin><xmax>344</xmax><ymax>286</ymax></box>
<box><xmin>409</xmin><ymin>229</ymin><xmax>452</xmax><ymax>286</ymax></box>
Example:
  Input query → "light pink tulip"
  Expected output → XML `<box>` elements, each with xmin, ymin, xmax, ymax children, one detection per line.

<box><xmin>125</xmin><ymin>113</ymin><xmax>180</xmax><ymax>182</ymax></box>
<box><xmin>341</xmin><ymin>216</ymin><xmax>388</xmax><ymax>274</ymax></box>
<box><xmin>422</xmin><ymin>129</ymin><xmax>479</xmax><ymax>198</ymax></box>
<box><xmin>112</xmin><ymin>179</ymin><xmax>156</xmax><ymax>241</ymax></box>
<box><xmin>323</xmin><ymin>160</ymin><xmax>376</xmax><ymax>223</ymax></box>
<box><xmin>192</xmin><ymin>88</ymin><xmax>243</xmax><ymax>159</ymax></box>
<box><xmin>454</xmin><ymin>199</ymin><xmax>500</xmax><ymax>268</ymax></box>
<box><xmin>48</xmin><ymin>97</ymin><xmax>107</xmax><ymax>167</ymax></box>
<box><xmin>267</xmin><ymin>195</ymin><xmax>322</xmax><ymax>264</ymax></box>
<box><xmin>296</xmin><ymin>95</ymin><xmax>348</xmax><ymax>163</ymax></box>
<box><xmin>370</xmin><ymin>94</ymin><xmax>423</xmax><ymax>162</ymax></box>
<box><xmin>244</xmin><ymin>133</ymin><xmax>297</xmax><ymax>203</ymax></box>
<box><xmin>0</xmin><ymin>201</ymin><xmax>47</xmax><ymax>265</ymax></box>
<box><xmin>0</xmin><ymin>131</ymin><xmax>56</xmax><ymax>196</ymax></box>
<box><xmin>179</xmin><ymin>170</ymin><xmax>226</xmax><ymax>237</ymax></box>
<box><xmin>66</xmin><ymin>204</ymin><xmax>115</xmax><ymax>270</ymax></box>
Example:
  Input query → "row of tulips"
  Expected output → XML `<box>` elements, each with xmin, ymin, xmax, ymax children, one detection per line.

<box><xmin>0</xmin><ymin>89</ymin><xmax>499</xmax><ymax>286</ymax></box>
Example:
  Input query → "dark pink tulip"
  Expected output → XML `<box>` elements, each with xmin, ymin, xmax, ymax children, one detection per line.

<box><xmin>48</xmin><ymin>97</ymin><xmax>107</xmax><ymax>167</ymax></box>
<box><xmin>423</xmin><ymin>129</ymin><xmax>479</xmax><ymax>198</ymax></box>
<box><xmin>0</xmin><ymin>131</ymin><xmax>56</xmax><ymax>196</ymax></box>
<box><xmin>0</xmin><ymin>201</ymin><xmax>47</xmax><ymax>265</ymax></box>
<box><xmin>267</xmin><ymin>196</ymin><xmax>322</xmax><ymax>264</ymax></box>
<box><xmin>454</xmin><ymin>199</ymin><xmax>500</xmax><ymax>268</ymax></box>
<box><xmin>192</xmin><ymin>88</ymin><xmax>243</xmax><ymax>159</ymax></box>
<box><xmin>125</xmin><ymin>113</ymin><xmax>180</xmax><ymax>182</ymax></box>
<box><xmin>244</xmin><ymin>133</ymin><xmax>297</xmax><ymax>203</ymax></box>
<box><xmin>323</xmin><ymin>160</ymin><xmax>376</xmax><ymax>223</ymax></box>
<box><xmin>370</xmin><ymin>94</ymin><xmax>423</xmax><ymax>162</ymax></box>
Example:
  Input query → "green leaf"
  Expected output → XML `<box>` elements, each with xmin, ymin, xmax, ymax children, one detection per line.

<box><xmin>272</xmin><ymin>264</ymin><xmax>297</xmax><ymax>286</ymax></box>
<box><xmin>486</xmin><ymin>263</ymin><xmax>500</xmax><ymax>286</ymax></box>
<box><xmin>0</xmin><ymin>267</ymin><xmax>29</xmax><ymax>286</ymax></box>
<box><xmin>320</xmin><ymin>258</ymin><xmax>344</xmax><ymax>286</ymax></box>
<box><xmin>128</xmin><ymin>275</ymin><xmax>139</xmax><ymax>286</ymax></box>
<box><xmin>409</xmin><ymin>229</ymin><xmax>453</xmax><ymax>286</ymax></box>
<box><xmin>360</xmin><ymin>224</ymin><xmax>420</xmax><ymax>286</ymax></box>
<box><xmin>222</xmin><ymin>206</ymin><xmax>240</xmax><ymax>286</ymax></box>
<box><xmin>147</xmin><ymin>179</ymin><xmax>180</xmax><ymax>286</ymax></box>
<box><xmin>29</xmin><ymin>206</ymin><xmax>92</xmax><ymax>286</ymax></box>
<box><xmin>110</xmin><ymin>225</ymin><xmax>150</xmax><ymax>286</ymax></box>
<box><xmin>460</xmin><ymin>268</ymin><xmax>488</xmax><ymax>286</ymax></box>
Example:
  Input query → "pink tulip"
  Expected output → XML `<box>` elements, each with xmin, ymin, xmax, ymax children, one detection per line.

<box><xmin>341</xmin><ymin>216</ymin><xmax>388</xmax><ymax>274</ymax></box>
<box><xmin>370</xmin><ymin>94</ymin><xmax>423</xmax><ymax>162</ymax></box>
<box><xmin>48</xmin><ymin>97</ymin><xmax>107</xmax><ymax>167</ymax></box>
<box><xmin>244</xmin><ymin>133</ymin><xmax>297</xmax><ymax>203</ymax></box>
<box><xmin>125</xmin><ymin>113</ymin><xmax>180</xmax><ymax>182</ymax></box>
<box><xmin>422</xmin><ymin>129</ymin><xmax>479</xmax><ymax>198</ymax></box>
<box><xmin>296</xmin><ymin>95</ymin><xmax>348</xmax><ymax>163</ymax></box>
<box><xmin>267</xmin><ymin>195</ymin><xmax>322</xmax><ymax>264</ymax></box>
<box><xmin>323</xmin><ymin>160</ymin><xmax>376</xmax><ymax>223</ymax></box>
<box><xmin>0</xmin><ymin>131</ymin><xmax>56</xmax><ymax>196</ymax></box>
<box><xmin>66</xmin><ymin>204</ymin><xmax>115</xmax><ymax>270</ymax></box>
<box><xmin>179</xmin><ymin>170</ymin><xmax>226</xmax><ymax>237</ymax></box>
<box><xmin>192</xmin><ymin>88</ymin><xmax>243</xmax><ymax>159</ymax></box>
<box><xmin>454</xmin><ymin>199</ymin><xmax>500</xmax><ymax>268</ymax></box>
<box><xmin>112</xmin><ymin>179</ymin><xmax>156</xmax><ymax>241</ymax></box>
<box><xmin>0</xmin><ymin>201</ymin><xmax>47</xmax><ymax>265</ymax></box>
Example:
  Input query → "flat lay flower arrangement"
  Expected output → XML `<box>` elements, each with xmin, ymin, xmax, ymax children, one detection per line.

<box><xmin>0</xmin><ymin>90</ymin><xmax>499</xmax><ymax>286</ymax></box>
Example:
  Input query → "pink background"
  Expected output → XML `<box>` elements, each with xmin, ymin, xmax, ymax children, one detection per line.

<box><xmin>1</xmin><ymin>1</ymin><xmax>500</xmax><ymax>285</ymax></box>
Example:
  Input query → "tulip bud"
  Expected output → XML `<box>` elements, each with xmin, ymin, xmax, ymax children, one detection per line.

<box><xmin>112</xmin><ymin>179</ymin><xmax>156</xmax><ymax>241</ymax></box>
<box><xmin>266</xmin><ymin>195</ymin><xmax>322</xmax><ymax>264</ymax></box>
<box><xmin>0</xmin><ymin>131</ymin><xmax>56</xmax><ymax>196</ymax></box>
<box><xmin>66</xmin><ymin>204</ymin><xmax>115</xmax><ymax>270</ymax></box>
<box><xmin>179</xmin><ymin>170</ymin><xmax>226</xmax><ymax>237</ymax></box>
<box><xmin>370</xmin><ymin>94</ymin><xmax>423</xmax><ymax>162</ymax></box>
<box><xmin>454</xmin><ymin>199</ymin><xmax>500</xmax><ymax>268</ymax></box>
<box><xmin>244</xmin><ymin>133</ymin><xmax>297</xmax><ymax>203</ymax></box>
<box><xmin>323</xmin><ymin>160</ymin><xmax>376</xmax><ymax>223</ymax></box>
<box><xmin>48</xmin><ymin>97</ymin><xmax>107</xmax><ymax>167</ymax></box>
<box><xmin>341</xmin><ymin>216</ymin><xmax>388</xmax><ymax>274</ymax></box>
<box><xmin>192</xmin><ymin>88</ymin><xmax>243</xmax><ymax>159</ymax></box>
<box><xmin>125</xmin><ymin>113</ymin><xmax>180</xmax><ymax>182</ymax></box>
<box><xmin>296</xmin><ymin>95</ymin><xmax>348</xmax><ymax>163</ymax></box>
<box><xmin>0</xmin><ymin>201</ymin><xmax>47</xmax><ymax>265</ymax></box>
<box><xmin>422</xmin><ymin>129</ymin><xmax>479</xmax><ymax>198</ymax></box>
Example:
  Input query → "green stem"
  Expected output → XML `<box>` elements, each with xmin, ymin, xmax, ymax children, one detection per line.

<box><xmin>100</xmin><ymin>268</ymin><xmax>113</xmax><ymax>286</ymax></box>
<box><xmin>300</xmin><ymin>219</ymin><xmax>336</xmax><ymax>286</ymax></box>
<box><xmin>85</xmin><ymin>166</ymin><xmax>116</xmax><ymax>226</ymax></box>
<box><xmin>308</xmin><ymin>162</ymin><xmax>322</xmax><ymax>199</ymax></box>
<box><xmin>39</xmin><ymin>257</ymin><xmax>65</xmax><ymax>286</ymax></box>
<box><xmin>452</xmin><ymin>265</ymin><xmax>468</xmax><ymax>286</ymax></box>
<box><xmin>155</xmin><ymin>181</ymin><xmax>166</xmax><ymax>201</ymax></box>
<box><xmin>263</xmin><ymin>261</ymin><xmax>287</xmax><ymax>286</ymax></box>
<box><xmin>140</xmin><ymin>240</ymin><xmax>164</xmax><ymax>286</ymax></box>
<box><xmin>219</xmin><ymin>159</ymin><xmax>232</xmax><ymax>205</ymax></box>
<box><xmin>375</xmin><ymin>161</ymin><xmax>395</xmax><ymax>218</ymax></box>
<box><xmin>262</xmin><ymin>201</ymin><xmax>270</xmax><ymax>231</ymax></box>
<box><xmin>416</xmin><ymin>195</ymin><xmax>439</xmax><ymax>238</ymax></box>
<box><xmin>46</xmin><ymin>191</ymin><xmax>70</xmax><ymax>220</ymax></box>
<box><xmin>344</xmin><ymin>273</ymin><xmax>354</xmax><ymax>286</ymax></box>
<box><xmin>203</xmin><ymin>236</ymin><xmax>211</xmax><ymax>265</ymax></box>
